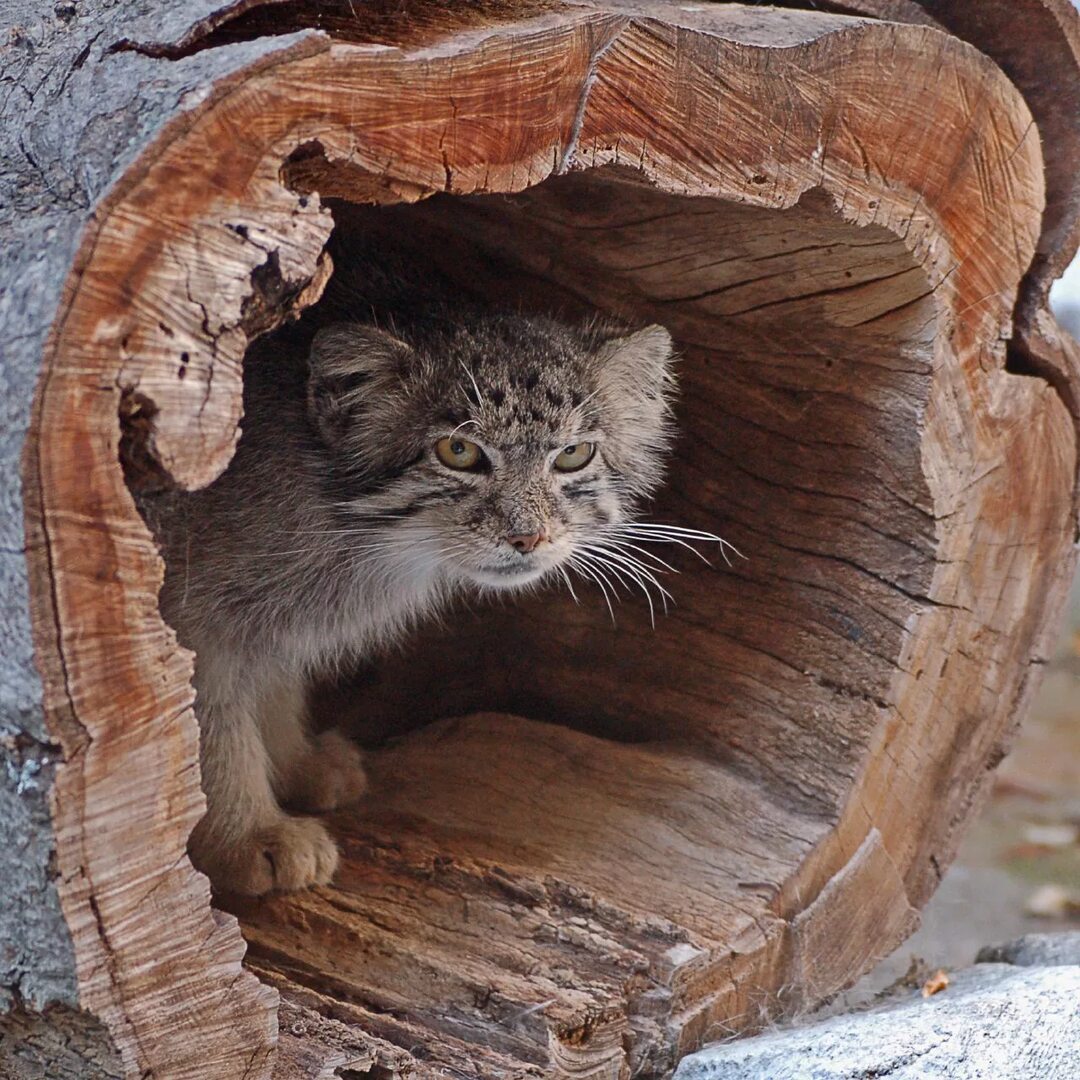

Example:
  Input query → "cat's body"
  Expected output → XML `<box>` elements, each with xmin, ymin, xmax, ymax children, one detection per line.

<box><xmin>142</xmin><ymin>252</ymin><xmax>677</xmax><ymax>895</ymax></box>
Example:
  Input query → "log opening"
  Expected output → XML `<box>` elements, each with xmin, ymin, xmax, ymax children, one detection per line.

<box><xmin>301</xmin><ymin>175</ymin><xmax>935</xmax><ymax>796</ymax></box>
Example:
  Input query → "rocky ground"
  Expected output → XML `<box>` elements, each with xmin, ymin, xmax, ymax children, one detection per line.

<box><xmin>676</xmin><ymin>933</ymin><xmax>1080</xmax><ymax>1079</ymax></box>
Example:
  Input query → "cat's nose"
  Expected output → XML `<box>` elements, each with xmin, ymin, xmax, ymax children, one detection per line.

<box><xmin>506</xmin><ymin>528</ymin><xmax>548</xmax><ymax>554</ymax></box>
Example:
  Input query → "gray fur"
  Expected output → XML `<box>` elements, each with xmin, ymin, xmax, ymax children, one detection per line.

<box><xmin>141</xmin><ymin>270</ymin><xmax>677</xmax><ymax>896</ymax></box>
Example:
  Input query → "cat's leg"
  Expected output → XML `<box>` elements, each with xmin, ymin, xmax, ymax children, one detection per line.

<box><xmin>189</xmin><ymin>678</ymin><xmax>339</xmax><ymax>896</ymax></box>
<box><xmin>259</xmin><ymin>678</ymin><xmax>368</xmax><ymax>814</ymax></box>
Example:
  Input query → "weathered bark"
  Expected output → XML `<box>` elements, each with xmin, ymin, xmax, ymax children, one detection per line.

<box><xmin>0</xmin><ymin>1005</ymin><xmax>123</xmax><ymax>1080</ymax></box>
<box><xmin>825</xmin><ymin>0</ymin><xmax>1080</xmax><ymax>442</ymax></box>
<box><xmin>1</xmin><ymin>1</ymin><xmax>1078</xmax><ymax>1078</ymax></box>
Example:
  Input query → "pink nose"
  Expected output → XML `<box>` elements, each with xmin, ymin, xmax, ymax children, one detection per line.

<box><xmin>506</xmin><ymin>530</ymin><xmax>546</xmax><ymax>554</ymax></box>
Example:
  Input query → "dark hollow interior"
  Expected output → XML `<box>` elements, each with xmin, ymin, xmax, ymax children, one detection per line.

<box><xmin>245</xmin><ymin>167</ymin><xmax>942</xmax><ymax>823</ymax></box>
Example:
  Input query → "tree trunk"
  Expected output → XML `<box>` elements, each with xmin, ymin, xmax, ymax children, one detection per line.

<box><xmin>2</xmin><ymin>1</ymin><xmax>1078</xmax><ymax>1078</ymax></box>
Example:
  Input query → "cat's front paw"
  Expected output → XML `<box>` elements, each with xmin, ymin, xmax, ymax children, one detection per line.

<box><xmin>285</xmin><ymin>730</ymin><xmax>368</xmax><ymax>813</ymax></box>
<box><xmin>208</xmin><ymin>816</ymin><xmax>340</xmax><ymax>896</ymax></box>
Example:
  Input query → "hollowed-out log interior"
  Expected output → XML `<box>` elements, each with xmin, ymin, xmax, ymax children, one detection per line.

<box><xmin>224</xmin><ymin>168</ymin><xmax>937</xmax><ymax>1071</ymax></box>
<box><xmin>301</xmin><ymin>170</ymin><xmax>935</xmax><ymax>805</ymax></box>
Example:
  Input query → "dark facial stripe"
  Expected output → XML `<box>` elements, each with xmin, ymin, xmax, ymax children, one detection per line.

<box><xmin>325</xmin><ymin>451</ymin><xmax>425</xmax><ymax>505</ymax></box>
<box><xmin>385</xmin><ymin>486</ymin><xmax>472</xmax><ymax>518</ymax></box>
<box><xmin>562</xmin><ymin>478</ymin><xmax>601</xmax><ymax>495</ymax></box>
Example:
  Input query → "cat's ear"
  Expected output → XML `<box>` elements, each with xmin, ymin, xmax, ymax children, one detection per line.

<box><xmin>591</xmin><ymin>324</ymin><xmax>677</xmax><ymax>498</ymax></box>
<box><xmin>307</xmin><ymin>323</ymin><xmax>412</xmax><ymax>446</ymax></box>
<box><xmin>593</xmin><ymin>324</ymin><xmax>677</xmax><ymax>407</ymax></box>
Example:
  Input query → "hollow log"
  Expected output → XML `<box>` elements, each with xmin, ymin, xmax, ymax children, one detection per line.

<box><xmin>2</xmin><ymin>2</ymin><xmax>1079</xmax><ymax>1078</ymax></box>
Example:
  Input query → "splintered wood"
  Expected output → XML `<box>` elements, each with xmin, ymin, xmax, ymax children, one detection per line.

<box><xmin>12</xmin><ymin>1</ymin><xmax>1080</xmax><ymax>1078</ymax></box>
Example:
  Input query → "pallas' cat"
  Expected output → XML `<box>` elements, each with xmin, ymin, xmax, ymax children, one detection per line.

<box><xmin>142</xmin><ymin>245</ymin><xmax>716</xmax><ymax>896</ymax></box>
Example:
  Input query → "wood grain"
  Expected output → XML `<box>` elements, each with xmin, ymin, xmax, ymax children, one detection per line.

<box><xmin>5</xmin><ymin>1</ymin><xmax>1078</xmax><ymax>1077</ymax></box>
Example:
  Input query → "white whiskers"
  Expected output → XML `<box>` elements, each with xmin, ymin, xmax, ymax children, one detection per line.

<box><xmin>601</xmin><ymin>522</ymin><xmax>745</xmax><ymax>566</ymax></box>
<box><xmin>560</xmin><ymin>522</ymin><xmax>743</xmax><ymax>626</ymax></box>
<box><xmin>566</xmin><ymin>553</ymin><xmax>617</xmax><ymax>623</ymax></box>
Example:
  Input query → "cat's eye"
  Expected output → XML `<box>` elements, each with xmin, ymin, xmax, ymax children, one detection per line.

<box><xmin>554</xmin><ymin>442</ymin><xmax>596</xmax><ymax>472</ymax></box>
<box><xmin>435</xmin><ymin>436</ymin><xmax>483</xmax><ymax>470</ymax></box>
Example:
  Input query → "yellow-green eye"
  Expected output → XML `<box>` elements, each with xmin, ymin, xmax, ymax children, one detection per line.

<box><xmin>435</xmin><ymin>436</ymin><xmax>483</xmax><ymax>470</ymax></box>
<box><xmin>554</xmin><ymin>442</ymin><xmax>596</xmax><ymax>472</ymax></box>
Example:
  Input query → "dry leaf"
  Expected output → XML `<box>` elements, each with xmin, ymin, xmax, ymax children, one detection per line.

<box><xmin>921</xmin><ymin>969</ymin><xmax>950</xmax><ymax>998</ymax></box>
<box><xmin>993</xmin><ymin>775</ymin><xmax>1053</xmax><ymax>799</ymax></box>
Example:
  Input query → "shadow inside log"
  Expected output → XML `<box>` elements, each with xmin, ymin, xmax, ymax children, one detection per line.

<box><xmin>296</xmin><ymin>173</ymin><xmax>936</xmax><ymax>804</ymax></box>
<box><xmin>217</xmin><ymin>168</ymin><xmax>938</xmax><ymax>1075</ymax></box>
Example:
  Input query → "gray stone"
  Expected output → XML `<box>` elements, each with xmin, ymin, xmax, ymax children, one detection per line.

<box><xmin>977</xmin><ymin>931</ymin><xmax>1080</xmax><ymax>968</ymax></box>
<box><xmin>674</xmin><ymin>964</ymin><xmax>1080</xmax><ymax>1080</ymax></box>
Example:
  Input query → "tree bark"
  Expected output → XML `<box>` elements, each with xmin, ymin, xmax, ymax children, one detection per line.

<box><xmin>1</xmin><ymin>1</ymin><xmax>1078</xmax><ymax>1078</ymax></box>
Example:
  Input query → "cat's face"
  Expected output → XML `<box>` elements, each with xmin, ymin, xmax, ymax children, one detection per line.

<box><xmin>308</xmin><ymin>314</ymin><xmax>676</xmax><ymax>592</ymax></box>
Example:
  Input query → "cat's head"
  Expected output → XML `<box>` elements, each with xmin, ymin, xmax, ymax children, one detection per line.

<box><xmin>307</xmin><ymin>312</ymin><xmax>676</xmax><ymax>592</ymax></box>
